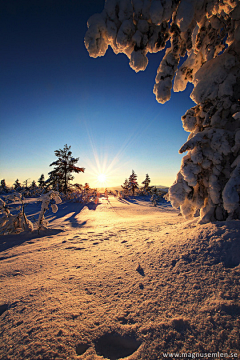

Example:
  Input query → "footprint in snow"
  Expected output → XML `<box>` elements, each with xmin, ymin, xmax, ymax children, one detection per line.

<box><xmin>136</xmin><ymin>264</ymin><xmax>145</xmax><ymax>276</ymax></box>
<box><xmin>0</xmin><ymin>303</ymin><xmax>8</xmax><ymax>316</ymax></box>
<box><xmin>76</xmin><ymin>343</ymin><xmax>89</xmax><ymax>356</ymax></box>
<box><xmin>65</xmin><ymin>246</ymin><xmax>85</xmax><ymax>251</ymax></box>
<box><xmin>94</xmin><ymin>332</ymin><xmax>141</xmax><ymax>360</ymax></box>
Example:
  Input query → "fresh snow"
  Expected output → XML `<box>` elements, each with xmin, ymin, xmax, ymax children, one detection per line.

<box><xmin>0</xmin><ymin>196</ymin><xmax>239</xmax><ymax>359</ymax></box>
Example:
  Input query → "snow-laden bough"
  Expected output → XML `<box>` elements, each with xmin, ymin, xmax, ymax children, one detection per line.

<box><xmin>85</xmin><ymin>0</ymin><xmax>240</xmax><ymax>223</ymax></box>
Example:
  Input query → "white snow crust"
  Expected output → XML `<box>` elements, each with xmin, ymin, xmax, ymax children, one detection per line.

<box><xmin>0</xmin><ymin>196</ymin><xmax>239</xmax><ymax>359</ymax></box>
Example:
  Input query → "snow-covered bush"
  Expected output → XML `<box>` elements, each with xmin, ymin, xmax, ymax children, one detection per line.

<box><xmin>37</xmin><ymin>191</ymin><xmax>62</xmax><ymax>231</ymax></box>
<box><xmin>0</xmin><ymin>193</ymin><xmax>33</xmax><ymax>234</ymax></box>
<box><xmin>0</xmin><ymin>191</ymin><xmax>62</xmax><ymax>234</ymax></box>
<box><xmin>150</xmin><ymin>187</ymin><xmax>163</xmax><ymax>206</ymax></box>
<box><xmin>85</xmin><ymin>0</ymin><xmax>240</xmax><ymax>223</ymax></box>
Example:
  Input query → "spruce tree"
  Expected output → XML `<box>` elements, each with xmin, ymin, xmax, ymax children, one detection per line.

<box><xmin>30</xmin><ymin>180</ymin><xmax>37</xmax><ymax>189</ymax></box>
<box><xmin>128</xmin><ymin>170</ymin><xmax>138</xmax><ymax>196</ymax></box>
<box><xmin>23</xmin><ymin>179</ymin><xmax>30</xmax><ymax>190</ymax></box>
<box><xmin>45</xmin><ymin>173</ymin><xmax>61</xmax><ymax>192</ymax></box>
<box><xmin>121</xmin><ymin>178</ymin><xmax>129</xmax><ymax>196</ymax></box>
<box><xmin>38</xmin><ymin>174</ymin><xmax>45</xmax><ymax>188</ymax></box>
<box><xmin>142</xmin><ymin>174</ymin><xmax>151</xmax><ymax>193</ymax></box>
<box><xmin>0</xmin><ymin>180</ymin><xmax>8</xmax><ymax>193</ymax></box>
<box><xmin>13</xmin><ymin>179</ymin><xmax>21</xmax><ymax>190</ymax></box>
<box><xmin>48</xmin><ymin>144</ymin><xmax>85</xmax><ymax>194</ymax></box>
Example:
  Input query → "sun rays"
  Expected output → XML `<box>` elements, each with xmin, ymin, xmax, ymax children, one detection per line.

<box><xmin>97</xmin><ymin>173</ymin><xmax>107</xmax><ymax>184</ymax></box>
<box><xmin>81</xmin><ymin>112</ymin><xmax>160</xmax><ymax>189</ymax></box>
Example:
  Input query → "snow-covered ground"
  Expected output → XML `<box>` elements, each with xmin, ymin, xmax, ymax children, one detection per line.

<box><xmin>0</xmin><ymin>196</ymin><xmax>239</xmax><ymax>360</ymax></box>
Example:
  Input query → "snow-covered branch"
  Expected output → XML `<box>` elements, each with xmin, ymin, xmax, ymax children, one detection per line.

<box><xmin>85</xmin><ymin>0</ymin><xmax>240</xmax><ymax>223</ymax></box>
<box><xmin>37</xmin><ymin>191</ymin><xmax>62</xmax><ymax>231</ymax></box>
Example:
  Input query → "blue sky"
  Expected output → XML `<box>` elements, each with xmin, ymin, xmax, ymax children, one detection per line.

<box><xmin>0</xmin><ymin>0</ymin><xmax>195</xmax><ymax>188</ymax></box>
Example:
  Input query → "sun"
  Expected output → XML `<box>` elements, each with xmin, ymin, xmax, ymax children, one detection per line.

<box><xmin>97</xmin><ymin>173</ymin><xmax>107</xmax><ymax>183</ymax></box>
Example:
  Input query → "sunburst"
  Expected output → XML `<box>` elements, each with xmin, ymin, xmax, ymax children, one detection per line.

<box><xmin>97</xmin><ymin>173</ymin><xmax>107</xmax><ymax>184</ymax></box>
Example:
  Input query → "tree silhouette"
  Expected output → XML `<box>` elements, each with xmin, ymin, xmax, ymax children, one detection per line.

<box><xmin>142</xmin><ymin>174</ymin><xmax>151</xmax><ymax>193</ymax></box>
<box><xmin>48</xmin><ymin>144</ymin><xmax>85</xmax><ymax>194</ymax></box>
<box><xmin>121</xmin><ymin>178</ymin><xmax>129</xmax><ymax>196</ymax></box>
<box><xmin>38</xmin><ymin>174</ymin><xmax>45</xmax><ymax>189</ymax></box>
<box><xmin>129</xmin><ymin>170</ymin><xmax>139</xmax><ymax>196</ymax></box>
<box><xmin>13</xmin><ymin>179</ymin><xmax>21</xmax><ymax>190</ymax></box>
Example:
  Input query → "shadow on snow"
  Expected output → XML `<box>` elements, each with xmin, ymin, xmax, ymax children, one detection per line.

<box><xmin>0</xmin><ymin>201</ymin><xmax>100</xmax><ymax>252</ymax></box>
<box><xmin>0</xmin><ymin>228</ymin><xmax>64</xmax><ymax>253</ymax></box>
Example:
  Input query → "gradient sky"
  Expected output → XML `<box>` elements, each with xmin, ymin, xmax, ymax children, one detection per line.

<box><xmin>0</xmin><ymin>0</ymin><xmax>195</xmax><ymax>189</ymax></box>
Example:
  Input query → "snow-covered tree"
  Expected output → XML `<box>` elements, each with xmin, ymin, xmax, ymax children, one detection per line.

<box><xmin>0</xmin><ymin>179</ymin><xmax>8</xmax><ymax>194</ymax></box>
<box><xmin>45</xmin><ymin>172</ymin><xmax>61</xmax><ymax>192</ymax></box>
<box><xmin>129</xmin><ymin>170</ymin><xmax>139</xmax><ymax>196</ymax></box>
<box><xmin>38</xmin><ymin>174</ymin><xmax>45</xmax><ymax>188</ymax></box>
<box><xmin>30</xmin><ymin>180</ymin><xmax>37</xmax><ymax>189</ymax></box>
<box><xmin>121</xmin><ymin>178</ymin><xmax>130</xmax><ymax>196</ymax></box>
<box><xmin>151</xmin><ymin>186</ymin><xmax>162</xmax><ymax>206</ymax></box>
<box><xmin>13</xmin><ymin>179</ymin><xmax>21</xmax><ymax>191</ymax></box>
<box><xmin>23</xmin><ymin>179</ymin><xmax>30</xmax><ymax>190</ymax></box>
<box><xmin>85</xmin><ymin>0</ymin><xmax>240</xmax><ymax>223</ymax></box>
<box><xmin>142</xmin><ymin>173</ymin><xmax>151</xmax><ymax>193</ymax></box>
<box><xmin>48</xmin><ymin>144</ymin><xmax>85</xmax><ymax>194</ymax></box>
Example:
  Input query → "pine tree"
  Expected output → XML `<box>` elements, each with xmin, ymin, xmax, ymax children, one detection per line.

<box><xmin>142</xmin><ymin>174</ymin><xmax>151</xmax><ymax>193</ymax></box>
<box><xmin>128</xmin><ymin>170</ymin><xmax>138</xmax><ymax>196</ymax></box>
<box><xmin>30</xmin><ymin>180</ymin><xmax>37</xmax><ymax>189</ymax></box>
<box><xmin>0</xmin><ymin>180</ymin><xmax>8</xmax><ymax>193</ymax></box>
<box><xmin>121</xmin><ymin>178</ymin><xmax>129</xmax><ymax>196</ymax></box>
<box><xmin>23</xmin><ymin>179</ymin><xmax>30</xmax><ymax>190</ymax></box>
<box><xmin>45</xmin><ymin>173</ymin><xmax>61</xmax><ymax>192</ymax></box>
<box><xmin>48</xmin><ymin>144</ymin><xmax>85</xmax><ymax>194</ymax></box>
<box><xmin>38</xmin><ymin>174</ymin><xmax>45</xmax><ymax>188</ymax></box>
<box><xmin>13</xmin><ymin>179</ymin><xmax>21</xmax><ymax>190</ymax></box>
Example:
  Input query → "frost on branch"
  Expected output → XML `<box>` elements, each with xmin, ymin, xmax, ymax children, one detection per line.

<box><xmin>85</xmin><ymin>0</ymin><xmax>240</xmax><ymax>222</ymax></box>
